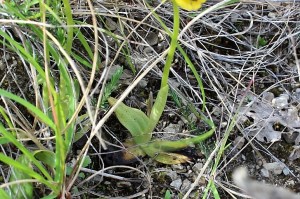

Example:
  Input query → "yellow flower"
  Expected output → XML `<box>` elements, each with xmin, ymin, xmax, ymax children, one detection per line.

<box><xmin>174</xmin><ymin>0</ymin><xmax>206</xmax><ymax>11</ymax></box>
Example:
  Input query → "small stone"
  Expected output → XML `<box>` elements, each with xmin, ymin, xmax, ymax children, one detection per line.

<box><xmin>172</xmin><ymin>164</ymin><xmax>186</xmax><ymax>172</ymax></box>
<box><xmin>283</xmin><ymin>167</ymin><xmax>290</xmax><ymax>175</ymax></box>
<box><xmin>233</xmin><ymin>136</ymin><xmax>245</xmax><ymax>149</ymax></box>
<box><xmin>241</xmin><ymin>155</ymin><xmax>246</xmax><ymax>161</ymax></box>
<box><xmin>164</xmin><ymin>122</ymin><xmax>183</xmax><ymax>134</ymax></box>
<box><xmin>116</xmin><ymin>181</ymin><xmax>132</xmax><ymax>188</ymax></box>
<box><xmin>105</xmin><ymin>18</ymin><xmax>118</xmax><ymax>31</ymax></box>
<box><xmin>192</xmin><ymin>163</ymin><xmax>203</xmax><ymax>173</ymax></box>
<box><xmin>170</xmin><ymin>178</ymin><xmax>182</xmax><ymax>190</ymax></box>
<box><xmin>272</xmin><ymin>94</ymin><xmax>289</xmax><ymax>108</ymax></box>
<box><xmin>166</xmin><ymin>170</ymin><xmax>178</xmax><ymax>181</ymax></box>
<box><xmin>261</xmin><ymin>168</ymin><xmax>270</xmax><ymax>178</ymax></box>
<box><xmin>263</xmin><ymin>162</ymin><xmax>285</xmax><ymax>175</ymax></box>
<box><xmin>268</xmin><ymin>12</ymin><xmax>276</xmax><ymax>19</ymax></box>
<box><xmin>145</xmin><ymin>31</ymin><xmax>158</xmax><ymax>46</ymax></box>
<box><xmin>181</xmin><ymin>179</ymin><xmax>191</xmax><ymax>193</ymax></box>
<box><xmin>138</xmin><ymin>79</ymin><xmax>147</xmax><ymax>88</ymax></box>
<box><xmin>230</xmin><ymin>13</ymin><xmax>239</xmax><ymax>23</ymax></box>
<box><xmin>286</xmin><ymin>180</ymin><xmax>295</xmax><ymax>186</ymax></box>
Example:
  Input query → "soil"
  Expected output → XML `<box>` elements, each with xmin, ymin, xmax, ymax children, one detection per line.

<box><xmin>0</xmin><ymin>0</ymin><xmax>300</xmax><ymax>198</ymax></box>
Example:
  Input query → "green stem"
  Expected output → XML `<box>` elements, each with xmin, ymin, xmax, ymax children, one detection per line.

<box><xmin>145</xmin><ymin>127</ymin><xmax>215</xmax><ymax>152</ymax></box>
<box><xmin>161</xmin><ymin>1</ymin><xmax>180</xmax><ymax>88</ymax></box>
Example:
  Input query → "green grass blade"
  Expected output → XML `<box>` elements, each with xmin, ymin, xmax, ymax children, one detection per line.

<box><xmin>60</xmin><ymin>0</ymin><xmax>74</xmax><ymax>53</ymax></box>
<box><xmin>9</xmin><ymin>155</ymin><xmax>33</xmax><ymax>199</ymax></box>
<box><xmin>0</xmin><ymin>153</ymin><xmax>55</xmax><ymax>190</ymax></box>
<box><xmin>0</xmin><ymin>89</ymin><xmax>55</xmax><ymax>130</ymax></box>
<box><xmin>0</xmin><ymin>123</ymin><xmax>53</xmax><ymax>182</ymax></box>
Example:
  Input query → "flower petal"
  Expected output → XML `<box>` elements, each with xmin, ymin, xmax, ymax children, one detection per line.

<box><xmin>174</xmin><ymin>0</ymin><xmax>206</xmax><ymax>11</ymax></box>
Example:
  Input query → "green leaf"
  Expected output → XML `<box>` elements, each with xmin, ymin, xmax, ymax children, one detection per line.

<box><xmin>34</xmin><ymin>150</ymin><xmax>56</xmax><ymax>168</ymax></box>
<box><xmin>0</xmin><ymin>89</ymin><xmax>55</xmax><ymax>130</ymax></box>
<box><xmin>140</xmin><ymin>128</ymin><xmax>215</xmax><ymax>162</ymax></box>
<box><xmin>164</xmin><ymin>190</ymin><xmax>172</xmax><ymax>199</ymax></box>
<box><xmin>82</xmin><ymin>156</ymin><xmax>91</xmax><ymax>168</ymax></box>
<box><xmin>0</xmin><ymin>153</ymin><xmax>54</xmax><ymax>190</ymax></box>
<box><xmin>0</xmin><ymin>188</ymin><xmax>10</xmax><ymax>199</ymax></box>
<box><xmin>0</xmin><ymin>137</ymin><xmax>10</xmax><ymax>145</ymax></box>
<box><xmin>9</xmin><ymin>155</ymin><xmax>33</xmax><ymax>199</ymax></box>
<box><xmin>0</xmin><ymin>124</ymin><xmax>53</xmax><ymax>183</ymax></box>
<box><xmin>108</xmin><ymin>97</ymin><xmax>152</xmax><ymax>144</ymax></box>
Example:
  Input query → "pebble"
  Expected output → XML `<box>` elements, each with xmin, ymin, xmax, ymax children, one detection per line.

<box><xmin>145</xmin><ymin>31</ymin><xmax>158</xmax><ymax>46</ymax></box>
<box><xmin>261</xmin><ymin>168</ymin><xmax>270</xmax><ymax>178</ymax></box>
<box><xmin>166</xmin><ymin>170</ymin><xmax>178</xmax><ymax>181</ymax></box>
<box><xmin>105</xmin><ymin>18</ymin><xmax>118</xmax><ymax>31</ymax></box>
<box><xmin>272</xmin><ymin>94</ymin><xmax>289</xmax><ymax>108</ymax></box>
<box><xmin>263</xmin><ymin>162</ymin><xmax>285</xmax><ymax>175</ymax></box>
<box><xmin>283</xmin><ymin>167</ymin><xmax>290</xmax><ymax>176</ymax></box>
<box><xmin>116</xmin><ymin>181</ymin><xmax>132</xmax><ymax>188</ymax></box>
<box><xmin>192</xmin><ymin>163</ymin><xmax>203</xmax><ymax>173</ymax></box>
<box><xmin>170</xmin><ymin>178</ymin><xmax>182</xmax><ymax>190</ymax></box>
<box><xmin>233</xmin><ymin>136</ymin><xmax>245</xmax><ymax>149</ymax></box>
<box><xmin>268</xmin><ymin>12</ymin><xmax>277</xmax><ymax>19</ymax></box>
<box><xmin>181</xmin><ymin>179</ymin><xmax>191</xmax><ymax>193</ymax></box>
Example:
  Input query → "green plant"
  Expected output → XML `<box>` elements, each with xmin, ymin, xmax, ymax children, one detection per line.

<box><xmin>0</xmin><ymin>0</ymin><xmax>96</xmax><ymax>198</ymax></box>
<box><xmin>164</xmin><ymin>190</ymin><xmax>172</xmax><ymax>199</ymax></box>
<box><xmin>108</xmin><ymin>0</ymin><xmax>215</xmax><ymax>164</ymax></box>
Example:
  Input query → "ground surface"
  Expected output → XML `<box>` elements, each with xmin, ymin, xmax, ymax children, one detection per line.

<box><xmin>0</xmin><ymin>0</ymin><xmax>300</xmax><ymax>198</ymax></box>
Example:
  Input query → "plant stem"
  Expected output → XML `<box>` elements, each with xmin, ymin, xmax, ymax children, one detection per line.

<box><xmin>160</xmin><ymin>1</ymin><xmax>180</xmax><ymax>88</ymax></box>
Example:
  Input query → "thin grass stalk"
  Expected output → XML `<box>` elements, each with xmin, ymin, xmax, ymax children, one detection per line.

<box><xmin>61</xmin><ymin>0</ymin><xmax>74</xmax><ymax>53</ymax></box>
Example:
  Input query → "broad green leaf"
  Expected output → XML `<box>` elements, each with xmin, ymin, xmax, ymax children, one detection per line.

<box><xmin>0</xmin><ymin>188</ymin><xmax>10</xmax><ymax>199</ymax></box>
<box><xmin>164</xmin><ymin>190</ymin><xmax>172</xmax><ymax>199</ymax></box>
<box><xmin>82</xmin><ymin>156</ymin><xmax>91</xmax><ymax>168</ymax></box>
<box><xmin>9</xmin><ymin>155</ymin><xmax>33</xmax><ymax>199</ymax></box>
<box><xmin>108</xmin><ymin>97</ymin><xmax>152</xmax><ymax>144</ymax></box>
<box><xmin>123</xmin><ymin>139</ymin><xmax>146</xmax><ymax>161</ymax></box>
<box><xmin>34</xmin><ymin>150</ymin><xmax>56</xmax><ymax>168</ymax></box>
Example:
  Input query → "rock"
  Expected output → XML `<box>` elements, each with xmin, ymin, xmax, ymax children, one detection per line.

<box><xmin>283</xmin><ymin>167</ymin><xmax>290</xmax><ymax>176</ymax></box>
<box><xmin>163</xmin><ymin>122</ymin><xmax>183</xmax><ymax>137</ymax></box>
<box><xmin>116</xmin><ymin>181</ymin><xmax>132</xmax><ymax>188</ymax></box>
<box><xmin>233</xmin><ymin>136</ymin><xmax>245</xmax><ymax>149</ymax></box>
<box><xmin>170</xmin><ymin>178</ymin><xmax>182</xmax><ymax>190</ymax></box>
<box><xmin>233</xmin><ymin>167</ymin><xmax>300</xmax><ymax>199</ymax></box>
<box><xmin>105</xmin><ymin>18</ymin><xmax>118</xmax><ymax>31</ymax></box>
<box><xmin>145</xmin><ymin>31</ymin><xmax>158</xmax><ymax>46</ymax></box>
<box><xmin>268</xmin><ymin>12</ymin><xmax>276</xmax><ymax>19</ymax></box>
<box><xmin>261</xmin><ymin>168</ymin><xmax>270</xmax><ymax>178</ymax></box>
<box><xmin>138</xmin><ymin>79</ymin><xmax>147</xmax><ymax>88</ymax></box>
<box><xmin>192</xmin><ymin>163</ymin><xmax>203</xmax><ymax>173</ymax></box>
<box><xmin>272</xmin><ymin>94</ymin><xmax>289</xmax><ymax>108</ymax></box>
<box><xmin>166</xmin><ymin>170</ymin><xmax>178</xmax><ymax>181</ymax></box>
<box><xmin>263</xmin><ymin>162</ymin><xmax>285</xmax><ymax>175</ymax></box>
<box><xmin>181</xmin><ymin>179</ymin><xmax>191</xmax><ymax>193</ymax></box>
